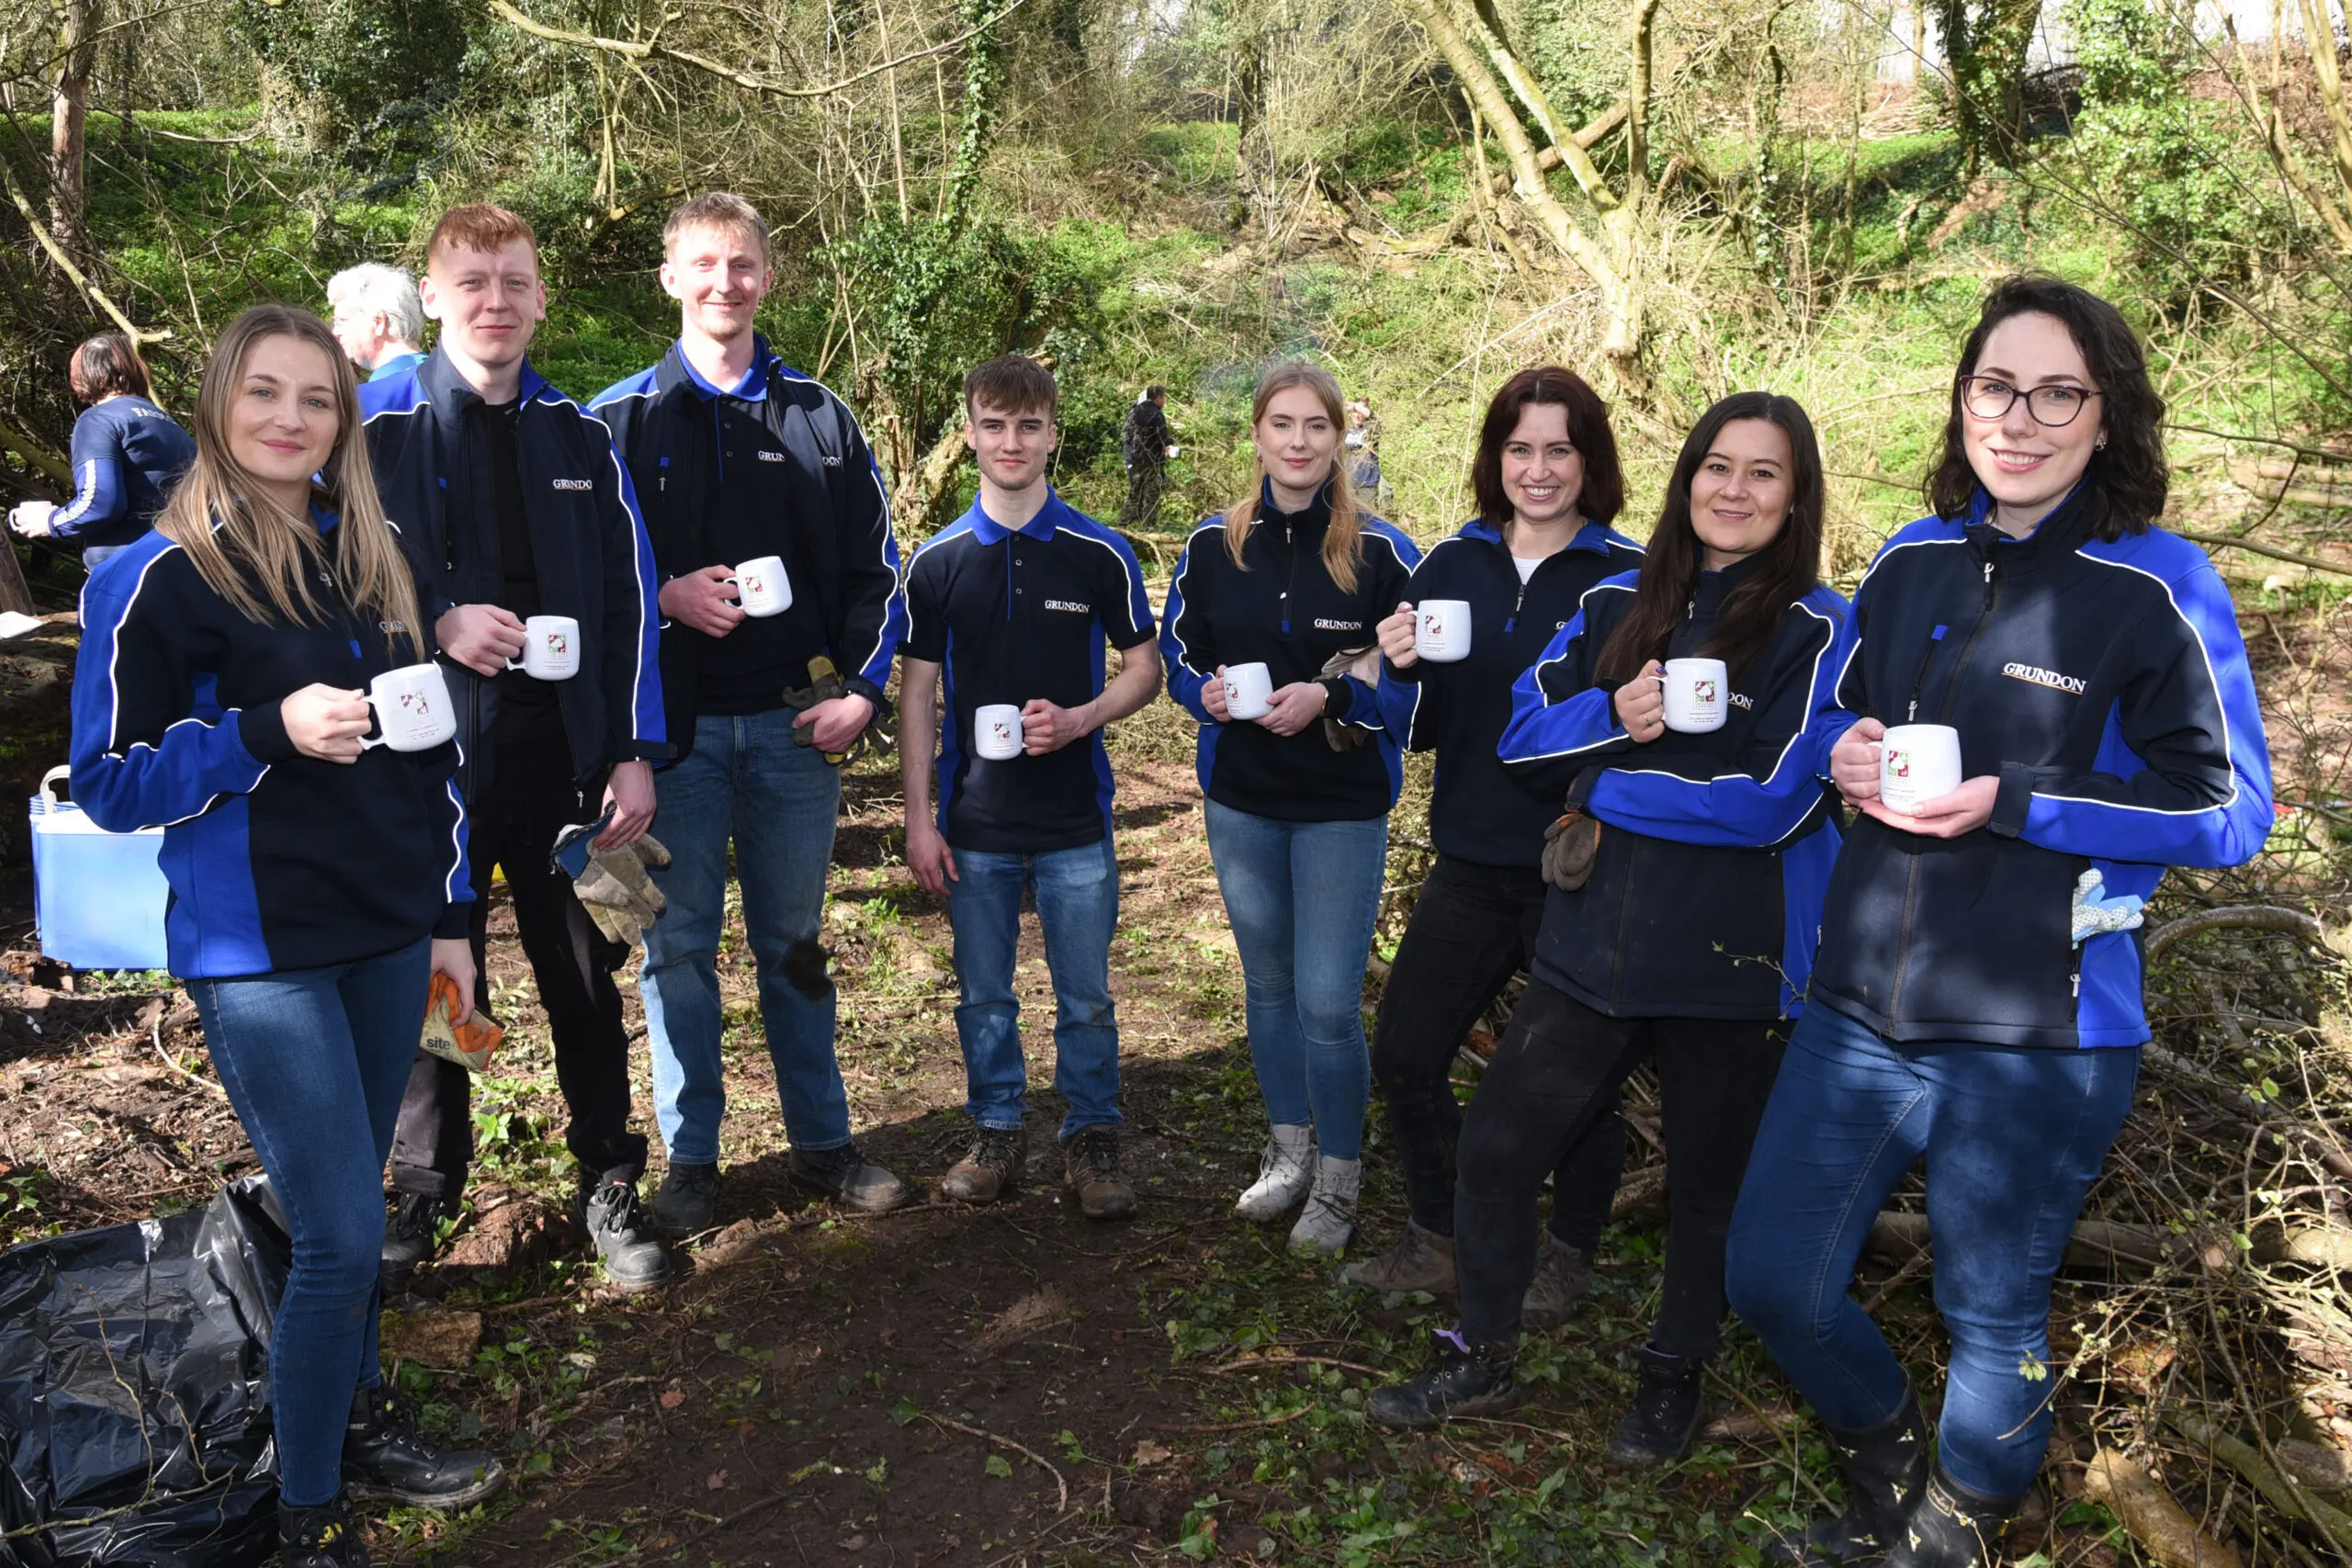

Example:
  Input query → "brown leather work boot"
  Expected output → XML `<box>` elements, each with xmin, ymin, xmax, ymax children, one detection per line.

<box><xmin>1062</xmin><ymin>1126</ymin><xmax>1136</xmax><ymax>1220</ymax></box>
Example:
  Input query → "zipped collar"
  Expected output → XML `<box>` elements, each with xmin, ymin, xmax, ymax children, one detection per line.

<box><xmin>965</xmin><ymin>485</ymin><xmax>1071</xmax><ymax>546</ymax></box>
<box><xmin>656</xmin><ymin>334</ymin><xmax>773</xmax><ymax>402</ymax></box>
<box><xmin>416</xmin><ymin>344</ymin><xmax>551</xmax><ymax>416</ymax></box>
<box><xmin>1256</xmin><ymin>475</ymin><xmax>1334</xmax><ymax>536</ymax></box>
<box><xmin>1961</xmin><ymin>480</ymin><xmax>2095</xmax><ymax>573</ymax></box>
<box><xmin>1690</xmin><ymin>551</ymin><xmax>1769</xmax><ymax>616</ymax></box>
<box><xmin>1456</xmin><ymin>514</ymin><xmax>1621</xmax><ymax>557</ymax></box>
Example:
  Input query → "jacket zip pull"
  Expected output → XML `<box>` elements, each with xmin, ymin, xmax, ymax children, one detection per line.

<box><xmin>1507</xmin><ymin>581</ymin><xmax>1525</xmax><ymax>634</ymax></box>
<box><xmin>1982</xmin><ymin>558</ymin><xmax>1996</xmax><ymax>606</ymax></box>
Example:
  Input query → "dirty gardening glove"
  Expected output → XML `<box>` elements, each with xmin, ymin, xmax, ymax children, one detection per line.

<box><xmin>1318</xmin><ymin>644</ymin><xmax>1381</xmax><ymax>752</ymax></box>
<box><xmin>553</xmin><ymin>816</ymin><xmax>672</xmax><ymax>948</ymax></box>
<box><xmin>782</xmin><ymin>654</ymin><xmax>890</xmax><ymax>765</ymax></box>
<box><xmin>2071</xmin><ymin>867</ymin><xmax>2144</xmax><ymax>947</ymax></box>
<box><xmin>1541</xmin><ymin>809</ymin><xmax>1601</xmax><ymax>893</ymax></box>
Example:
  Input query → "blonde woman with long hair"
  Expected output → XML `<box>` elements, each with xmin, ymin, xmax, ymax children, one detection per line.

<box><xmin>1159</xmin><ymin>361</ymin><xmax>1419</xmax><ymax>1253</ymax></box>
<box><xmin>69</xmin><ymin>305</ymin><xmax>503</xmax><ymax>1567</ymax></box>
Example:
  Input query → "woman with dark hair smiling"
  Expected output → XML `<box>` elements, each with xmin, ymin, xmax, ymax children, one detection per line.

<box><xmin>1346</xmin><ymin>366</ymin><xmax>1644</xmax><ymax>1319</ymax></box>
<box><xmin>1725</xmin><ymin>278</ymin><xmax>2271</xmax><ymax>1568</ymax></box>
<box><xmin>1367</xmin><ymin>392</ymin><xmax>1853</xmax><ymax>1467</ymax></box>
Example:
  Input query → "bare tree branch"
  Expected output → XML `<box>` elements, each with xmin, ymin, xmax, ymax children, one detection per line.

<box><xmin>0</xmin><ymin>156</ymin><xmax>167</xmax><ymax>344</ymax></box>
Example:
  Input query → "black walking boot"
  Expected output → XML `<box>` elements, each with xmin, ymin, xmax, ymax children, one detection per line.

<box><xmin>378</xmin><ymin>1191</ymin><xmax>451</xmax><ymax>1289</ymax></box>
<box><xmin>1885</xmin><ymin>1461</ymin><xmax>2022</xmax><ymax>1568</ymax></box>
<box><xmin>1366</xmin><ymin>1327</ymin><xmax>1524</xmax><ymax>1429</ymax></box>
<box><xmin>1765</xmin><ymin>1376</ymin><xmax>1931</xmax><ymax>1566</ymax></box>
<box><xmin>341</xmin><ymin>1382</ymin><xmax>507</xmax><ymax>1510</ymax></box>
<box><xmin>650</xmin><ymin>1161</ymin><xmax>718</xmax><ymax>1237</ymax></box>
<box><xmin>1605</xmin><ymin>1344</ymin><xmax>1708</xmax><ymax>1466</ymax></box>
<box><xmin>280</xmin><ymin>1497</ymin><xmax>368</xmax><ymax>1567</ymax></box>
<box><xmin>577</xmin><ymin>1176</ymin><xmax>673</xmax><ymax>1292</ymax></box>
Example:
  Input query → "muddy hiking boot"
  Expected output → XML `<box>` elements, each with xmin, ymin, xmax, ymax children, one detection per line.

<box><xmin>791</xmin><ymin>1140</ymin><xmax>909</xmax><ymax>1213</ymax></box>
<box><xmin>1520</xmin><ymin>1232</ymin><xmax>1596</xmax><ymax>1330</ymax></box>
<box><xmin>378</xmin><ymin>1191</ymin><xmax>451</xmax><ymax>1289</ymax></box>
<box><xmin>1768</xmin><ymin>1376</ymin><xmax>1931</xmax><ymax>1566</ymax></box>
<box><xmin>1368</xmin><ymin>1326</ymin><xmax>1524</xmax><ymax>1429</ymax></box>
<box><xmin>1062</xmin><ymin>1126</ymin><xmax>1136</xmax><ymax>1219</ymax></box>
<box><xmin>280</xmin><ymin>1498</ymin><xmax>369</xmax><ymax>1567</ymax></box>
<box><xmin>341</xmin><ymin>1382</ymin><xmax>506</xmax><ymax>1510</ymax></box>
<box><xmin>1606</xmin><ymin>1345</ymin><xmax>1709</xmax><ymax>1467</ymax></box>
<box><xmin>942</xmin><ymin>1125</ymin><xmax>1026</xmax><ymax>1204</ymax></box>
<box><xmin>1886</xmin><ymin>1463</ymin><xmax>2023</xmax><ymax>1568</ymax></box>
<box><xmin>650</xmin><ymin>1161</ymin><xmax>719</xmax><ymax>1238</ymax></box>
<box><xmin>1342</xmin><ymin>1220</ymin><xmax>1457</xmax><ymax>1294</ymax></box>
<box><xmin>576</xmin><ymin>1178</ymin><xmax>672</xmax><ymax>1292</ymax></box>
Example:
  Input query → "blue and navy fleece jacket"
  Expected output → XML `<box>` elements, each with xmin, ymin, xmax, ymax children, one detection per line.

<box><xmin>1160</xmin><ymin>481</ymin><xmax>1420</xmax><ymax>822</ymax></box>
<box><xmin>1810</xmin><ymin>489</ymin><xmax>2272</xmax><ymax>1050</ymax></box>
<box><xmin>1498</xmin><ymin>559</ymin><xmax>1855</xmax><ymax>1020</ymax></box>
<box><xmin>1376</xmin><ymin>518</ymin><xmax>1645</xmax><ymax>866</ymax></box>
<box><xmin>68</xmin><ymin>511</ymin><xmax>471</xmax><ymax>980</ymax></box>
<box><xmin>902</xmin><ymin>489</ymin><xmax>1157</xmax><ymax>853</ymax></box>
<box><xmin>51</xmin><ymin>395</ymin><xmax>195</xmax><ymax>551</ymax></box>
<box><xmin>361</xmin><ymin>349</ymin><xmax>664</xmax><ymax>790</ymax></box>
<box><xmin>590</xmin><ymin>338</ymin><xmax>904</xmax><ymax>756</ymax></box>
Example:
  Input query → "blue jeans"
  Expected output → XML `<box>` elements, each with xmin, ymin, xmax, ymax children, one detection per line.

<box><xmin>946</xmin><ymin>837</ymin><xmax>1123</xmax><ymax>1138</ymax></box>
<box><xmin>1724</xmin><ymin>1002</ymin><xmax>2139</xmax><ymax>1498</ymax></box>
<box><xmin>640</xmin><ymin>711</ymin><xmax>852</xmax><ymax>1164</ymax></box>
<box><xmin>1204</xmin><ymin>801</ymin><xmax>1388</xmax><ymax>1161</ymax></box>
<box><xmin>81</xmin><ymin>542</ymin><xmax>129</xmax><ymax>572</ymax></box>
<box><xmin>186</xmin><ymin>937</ymin><xmax>431</xmax><ymax>1506</ymax></box>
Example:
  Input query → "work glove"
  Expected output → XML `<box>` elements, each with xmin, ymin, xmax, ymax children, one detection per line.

<box><xmin>1541</xmin><ymin>809</ymin><xmax>1601</xmax><ymax>893</ymax></box>
<box><xmin>1318</xmin><ymin>644</ymin><xmax>1380</xmax><ymax>752</ymax></box>
<box><xmin>2071</xmin><ymin>868</ymin><xmax>2144</xmax><ymax>946</ymax></box>
<box><xmin>418</xmin><ymin>970</ymin><xmax>503</xmax><ymax>1072</ymax></box>
<box><xmin>552</xmin><ymin>816</ymin><xmax>672</xmax><ymax>948</ymax></box>
<box><xmin>783</xmin><ymin>655</ymin><xmax>891</xmax><ymax>765</ymax></box>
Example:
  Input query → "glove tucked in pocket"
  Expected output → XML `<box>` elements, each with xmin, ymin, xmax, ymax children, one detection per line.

<box><xmin>1541</xmin><ymin>810</ymin><xmax>1601</xmax><ymax>892</ymax></box>
<box><xmin>553</xmin><ymin>814</ymin><xmax>673</xmax><ymax>948</ymax></box>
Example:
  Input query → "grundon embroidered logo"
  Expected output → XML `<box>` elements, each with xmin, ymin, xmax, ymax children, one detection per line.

<box><xmin>1313</xmin><ymin>618</ymin><xmax>1364</xmax><ymax>631</ymax></box>
<box><xmin>1042</xmin><ymin>599</ymin><xmax>1091</xmax><ymax>614</ymax></box>
<box><xmin>2001</xmin><ymin>661</ymin><xmax>2087</xmax><ymax>695</ymax></box>
<box><xmin>550</xmin><ymin>478</ymin><xmax>594</xmax><ymax>491</ymax></box>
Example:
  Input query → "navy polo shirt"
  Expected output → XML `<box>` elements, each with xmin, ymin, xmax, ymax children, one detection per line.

<box><xmin>903</xmin><ymin>489</ymin><xmax>1156</xmax><ymax>853</ymax></box>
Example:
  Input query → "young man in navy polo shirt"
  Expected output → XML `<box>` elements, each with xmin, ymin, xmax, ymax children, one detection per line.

<box><xmin>901</xmin><ymin>356</ymin><xmax>1161</xmax><ymax>1218</ymax></box>
<box><xmin>593</xmin><ymin>193</ymin><xmax>908</xmax><ymax>1231</ymax></box>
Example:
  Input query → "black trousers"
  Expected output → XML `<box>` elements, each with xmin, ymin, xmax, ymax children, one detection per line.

<box><xmin>1455</xmin><ymin>976</ymin><xmax>1785</xmax><ymax>1355</ymax></box>
<box><xmin>1371</xmin><ymin>856</ymin><xmax>1624</xmax><ymax>1248</ymax></box>
<box><xmin>1118</xmin><ymin>463</ymin><xmax>1166</xmax><ymax>529</ymax></box>
<box><xmin>390</xmin><ymin>739</ymin><xmax>649</xmax><ymax>1198</ymax></box>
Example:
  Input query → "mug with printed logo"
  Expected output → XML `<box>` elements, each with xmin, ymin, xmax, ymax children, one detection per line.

<box><xmin>1874</xmin><ymin>724</ymin><xmax>1964</xmax><ymax>815</ymax></box>
<box><xmin>1415</xmin><ymin>599</ymin><xmax>1472</xmax><ymax>663</ymax></box>
<box><xmin>504</xmin><ymin>615</ymin><xmax>581</xmax><ymax>680</ymax></box>
<box><xmin>732</xmin><ymin>555</ymin><xmax>792</xmax><ymax>617</ymax></box>
<box><xmin>1659</xmin><ymin>658</ymin><xmax>1728</xmax><ymax>733</ymax></box>
<box><xmin>1222</xmin><ymin>662</ymin><xmax>1274</xmax><ymax>721</ymax></box>
<box><xmin>973</xmin><ymin>704</ymin><xmax>1025</xmax><ymax>761</ymax></box>
<box><xmin>362</xmin><ymin>662</ymin><xmax>458</xmax><ymax>752</ymax></box>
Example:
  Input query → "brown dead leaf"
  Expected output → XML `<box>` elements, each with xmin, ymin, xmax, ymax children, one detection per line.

<box><xmin>1133</xmin><ymin>1439</ymin><xmax>1172</xmax><ymax>1467</ymax></box>
<box><xmin>706</xmin><ymin>1468</ymin><xmax>727</xmax><ymax>1491</ymax></box>
<box><xmin>659</xmin><ymin>1388</ymin><xmax>685</xmax><ymax>1410</ymax></box>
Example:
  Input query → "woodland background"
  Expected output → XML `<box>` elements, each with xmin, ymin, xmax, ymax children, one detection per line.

<box><xmin>2</xmin><ymin>2</ymin><xmax>2352</xmax><ymax>1565</ymax></box>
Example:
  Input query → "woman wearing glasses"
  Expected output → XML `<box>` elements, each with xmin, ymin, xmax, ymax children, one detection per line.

<box><xmin>1724</xmin><ymin>277</ymin><xmax>2272</xmax><ymax>1567</ymax></box>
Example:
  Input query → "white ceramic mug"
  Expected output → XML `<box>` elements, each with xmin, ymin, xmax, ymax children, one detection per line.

<box><xmin>1222</xmin><ymin>662</ymin><xmax>1274</xmax><ymax>721</ymax></box>
<box><xmin>973</xmin><ymin>703</ymin><xmax>1025</xmax><ymax>761</ymax></box>
<box><xmin>504</xmin><ymin>615</ymin><xmax>581</xmax><ymax>680</ymax></box>
<box><xmin>732</xmin><ymin>555</ymin><xmax>792</xmax><ymax>618</ymax></box>
<box><xmin>1659</xmin><ymin>658</ymin><xmax>1728</xmax><ymax>733</ymax></box>
<box><xmin>362</xmin><ymin>662</ymin><xmax>458</xmax><ymax>752</ymax></box>
<box><xmin>1876</xmin><ymin>723</ymin><xmax>1964</xmax><ymax>815</ymax></box>
<box><xmin>1415</xmin><ymin>599</ymin><xmax>1472</xmax><ymax>663</ymax></box>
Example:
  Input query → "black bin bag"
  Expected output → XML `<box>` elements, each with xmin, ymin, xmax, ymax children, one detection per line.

<box><xmin>0</xmin><ymin>1178</ymin><xmax>288</xmax><ymax>1567</ymax></box>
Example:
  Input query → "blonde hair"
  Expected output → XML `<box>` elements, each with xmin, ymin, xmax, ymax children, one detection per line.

<box><xmin>664</xmin><ymin>191</ymin><xmax>771</xmax><ymax>264</ymax></box>
<box><xmin>156</xmin><ymin>305</ymin><xmax>424</xmax><ymax>659</ymax></box>
<box><xmin>1222</xmin><ymin>361</ymin><xmax>1366</xmax><ymax>593</ymax></box>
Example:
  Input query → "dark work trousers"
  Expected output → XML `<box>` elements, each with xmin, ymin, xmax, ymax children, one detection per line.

<box><xmin>1455</xmin><ymin>976</ymin><xmax>1786</xmax><ymax>1354</ymax></box>
<box><xmin>1118</xmin><ymin>462</ymin><xmax>1167</xmax><ymax>529</ymax></box>
<box><xmin>390</xmin><ymin>739</ymin><xmax>649</xmax><ymax>1198</ymax></box>
<box><xmin>1371</xmin><ymin>855</ymin><xmax>1625</xmax><ymax>1249</ymax></box>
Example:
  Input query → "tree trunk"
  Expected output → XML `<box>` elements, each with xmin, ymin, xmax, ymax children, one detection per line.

<box><xmin>51</xmin><ymin>0</ymin><xmax>97</xmax><ymax>268</ymax></box>
<box><xmin>1628</xmin><ymin>0</ymin><xmax>1663</xmax><ymax>202</ymax></box>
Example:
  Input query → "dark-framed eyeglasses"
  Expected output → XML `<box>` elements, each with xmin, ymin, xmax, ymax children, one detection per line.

<box><xmin>1957</xmin><ymin>376</ymin><xmax>2101</xmax><ymax>427</ymax></box>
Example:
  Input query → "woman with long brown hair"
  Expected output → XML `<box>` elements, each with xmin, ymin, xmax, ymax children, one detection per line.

<box><xmin>69</xmin><ymin>305</ymin><xmax>503</xmax><ymax>1567</ymax></box>
<box><xmin>1367</xmin><ymin>392</ymin><xmax>1852</xmax><ymax>1466</ymax></box>
<box><xmin>6</xmin><ymin>332</ymin><xmax>194</xmax><ymax>569</ymax></box>
<box><xmin>1159</xmin><ymin>361</ymin><xmax>1419</xmax><ymax>1254</ymax></box>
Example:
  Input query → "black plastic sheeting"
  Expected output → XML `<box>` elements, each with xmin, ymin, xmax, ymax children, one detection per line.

<box><xmin>0</xmin><ymin>1178</ymin><xmax>287</xmax><ymax>1567</ymax></box>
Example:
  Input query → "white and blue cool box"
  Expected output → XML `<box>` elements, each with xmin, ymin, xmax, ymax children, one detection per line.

<box><xmin>28</xmin><ymin>764</ymin><xmax>169</xmax><ymax>972</ymax></box>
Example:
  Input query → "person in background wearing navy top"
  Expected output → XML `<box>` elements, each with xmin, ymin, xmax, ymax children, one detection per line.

<box><xmin>1726</xmin><ymin>280</ymin><xmax>2273</xmax><ymax>1568</ymax></box>
<box><xmin>364</xmin><ymin>204</ymin><xmax>671</xmax><ymax>1294</ymax></box>
<box><xmin>901</xmin><ymin>356</ymin><xmax>1163</xmax><ymax>1219</ymax></box>
<box><xmin>8</xmin><ymin>333</ymin><xmax>193</xmax><ymax>570</ymax></box>
<box><xmin>69</xmin><ymin>306</ymin><xmax>502</xmax><ymax>1568</ymax></box>
<box><xmin>1160</xmin><ymin>360</ymin><xmax>1420</xmax><ymax>1255</ymax></box>
<box><xmin>594</xmin><ymin>192</ymin><xmax>910</xmax><ymax>1233</ymax></box>
<box><xmin>326</xmin><ymin>263</ymin><xmax>429</xmax><ymax>383</ymax></box>
<box><xmin>1346</xmin><ymin>367</ymin><xmax>1644</xmax><ymax>1321</ymax></box>
<box><xmin>1371</xmin><ymin>394</ymin><xmax>1853</xmax><ymax>1468</ymax></box>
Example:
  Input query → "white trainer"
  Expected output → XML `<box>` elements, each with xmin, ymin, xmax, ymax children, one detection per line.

<box><xmin>1287</xmin><ymin>1156</ymin><xmax>1361</xmax><ymax>1255</ymax></box>
<box><xmin>1234</xmin><ymin>1124</ymin><xmax>1315</xmax><ymax>1221</ymax></box>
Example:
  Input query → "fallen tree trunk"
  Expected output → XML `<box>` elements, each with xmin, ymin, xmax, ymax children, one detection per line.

<box><xmin>1481</xmin><ymin>99</ymin><xmax>1628</xmax><ymax>195</ymax></box>
<box><xmin>1863</xmin><ymin>1211</ymin><xmax>2352</xmax><ymax>1277</ymax></box>
<box><xmin>2081</xmin><ymin>1449</ymin><xmax>2245</xmax><ymax>1568</ymax></box>
<box><xmin>2165</xmin><ymin>1411</ymin><xmax>2352</xmax><ymax>1556</ymax></box>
